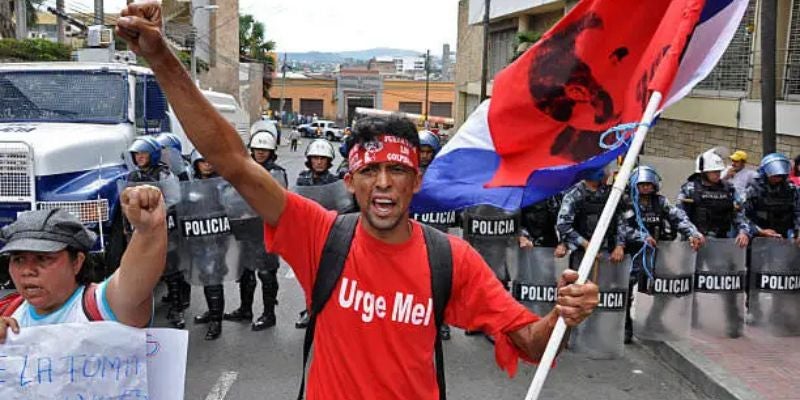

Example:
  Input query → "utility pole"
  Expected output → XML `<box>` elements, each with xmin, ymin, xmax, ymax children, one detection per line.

<box><xmin>480</xmin><ymin>0</ymin><xmax>491</xmax><ymax>101</ymax></box>
<box><xmin>424</xmin><ymin>49</ymin><xmax>431</xmax><ymax>123</ymax></box>
<box><xmin>279</xmin><ymin>53</ymin><xmax>288</xmax><ymax>117</ymax></box>
<box><xmin>56</xmin><ymin>0</ymin><xmax>65</xmax><ymax>44</ymax></box>
<box><xmin>15</xmin><ymin>0</ymin><xmax>28</xmax><ymax>40</ymax></box>
<box><xmin>761</xmin><ymin>0</ymin><xmax>777</xmax><ymax>154</ymax></box>
<box><xmin>94</xmin><ymin>0</ymin><xmax>103</xmax><ymax>25</ymax></box>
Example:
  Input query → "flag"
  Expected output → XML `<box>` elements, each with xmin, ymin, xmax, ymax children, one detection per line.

<box><xmin>411</xmin><ymin>0</ymin><xmax>749</xmax><ymax>213</ymax></box>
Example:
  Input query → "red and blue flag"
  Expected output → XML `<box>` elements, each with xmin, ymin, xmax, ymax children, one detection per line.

<box><xmin>411</xmin><ymin>0</ymin><xmax>749</xmax><ymax>212</ymax></box>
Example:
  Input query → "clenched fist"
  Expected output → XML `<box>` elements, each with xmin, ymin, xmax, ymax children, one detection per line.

<box><xmin>122</xmin><ymin>185</ymin><xmax>166</xmax><ymax>234</ymax></box>
<box><xmin>115</xmin><ymin>1</ymin><xmax>168</xmax><ymax>61</ymax></box>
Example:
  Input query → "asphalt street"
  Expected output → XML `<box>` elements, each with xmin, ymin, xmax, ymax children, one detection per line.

<box><xmin>153</xmin><ymin>138</ymin><xmax>711</xmax><ymax>400</ymax></box>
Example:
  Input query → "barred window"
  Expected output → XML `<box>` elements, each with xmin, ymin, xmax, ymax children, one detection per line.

<box><xmin>489</xmin><ymin>28</ymin><xmax>517</xmax><ymax>79</ymax></box>
<box><xmin>694</xmin><ymin>0</ymin><xmax>757</xmax><ymax>96</ymax></box>
<box><xmin>784</xmin><ymin>0</ymin><xmax>800</xmax><ymax>97</ymax></box>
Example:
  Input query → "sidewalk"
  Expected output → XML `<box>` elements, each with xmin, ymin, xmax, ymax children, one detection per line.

<box><xmin>645</xmin><ymin>325</ymin><xmax>800</xmax><ymax>400</ymax></box>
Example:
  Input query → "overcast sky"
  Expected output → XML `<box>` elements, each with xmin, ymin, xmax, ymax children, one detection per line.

<box><xmin>59</xmin><ymin>0</ymin><xmax>459</xmax><ymax>53</ymax></box>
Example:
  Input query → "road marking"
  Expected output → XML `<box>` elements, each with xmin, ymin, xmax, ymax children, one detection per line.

<box><xmin>205</xmin><ymin>371</ymin><xmax>239</xmax><ymax>400</ymax></box>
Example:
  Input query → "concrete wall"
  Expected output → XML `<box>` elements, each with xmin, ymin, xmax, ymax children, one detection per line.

<box><xmin>382</xmin><ymin>81</ymin><xmax>456</xmax><ymax>117</ymax></box>
<box><xmin>645</xmin><ymin>118</ymin><xmax>800</xmax><ymax>163</ymax></box>
<box><xmin>239</xmin><ymin>62</ymin><xmax>264</xmax><ymax>124</ymax></box>
<box><xmin>198</xmin><ymin>0</ymin><xmax>240</xmax><ymax>98</ymax></box>
<box><xmin>267</xmin><ymin>79</ymin><xmax>337</xmax><ymax>120</ymax></box>
<box><xmin>455</xmin><ymin>0</ymin><xmax>485</xmax><ymax>127</ymax></box>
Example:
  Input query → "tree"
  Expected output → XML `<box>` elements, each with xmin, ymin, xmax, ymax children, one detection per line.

<box><xmin>239</xmin><ymin>14</ymin><xmax>277</xmax><ymax>98</ymax></box>
<box><xmin>1</xmin><ymin>0</ymin><xmax>45</xmax><ymax>39</ymax></box>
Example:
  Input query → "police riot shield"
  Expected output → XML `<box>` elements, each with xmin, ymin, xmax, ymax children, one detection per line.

<box><xmin>749</xmin><ymin>238</ymin><xmax>800</xmax><ymax>336</ymax></box>
<box><xmin>176</xmin><ymin>177</ymin><xmax>242</xmax><ymax>286</ymax></box>
<box><xmin>512</xmin><ymin>247</ymin><xmax>569</xmax><ymax>317</ymax></box>
<box><xmin>462</xmin><ymin>206</ymin><xmax>520</xmax><ymax>282</ymax></box>
<box><xmin>118</xmin><ymin>177</ymin><xmax>183</xmax><ymax>275</ymax></box>
<box><xmin>633</xmin><ymin>241</ymin><xmax>696</xmax><ymax>342</ymax></box>
<box><xmin>411</xmin><ymin>209</ymin><xmax>458</xmax><ymax>233</ymax></box>
<box><xmin>569</xmin><ymin>251</ymin><xmax>630</xmax><ymax>359</ymax></box>
<box><xmin>692</xmin><ymin>238</ymin><xmax>746</xmax><ymax>338</ymax></box>
<box><xmin>293</xmin><ymin>180</ymin><xmax>355</xmax><ymax>213</ymax></box>
<box><xmin>219</xmin><ymin>181</ymin><xmax>278</xmax><ymax>273</ymax></box>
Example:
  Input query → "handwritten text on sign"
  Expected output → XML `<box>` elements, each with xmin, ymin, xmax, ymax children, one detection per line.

<box><xmin>0</xmin><ymin>322</ymin><xmax>148</xmax><ymax>399</ymax></box>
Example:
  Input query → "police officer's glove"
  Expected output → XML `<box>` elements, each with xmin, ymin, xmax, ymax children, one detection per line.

<box><xmin>518</xmin><ymin>236</ymin><xmax>534</xmax><ymax>249</ymax></box>
<box><xmin>609</xmin><ymin>245</ymin><xmax>625</xmax><ymax>263</ymax></box>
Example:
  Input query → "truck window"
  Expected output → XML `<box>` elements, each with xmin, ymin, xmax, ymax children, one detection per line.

<box><xmin>0</xmin><ymin>71</ymin><xmax>128</xmax><ymax>124</ymax></box>
<box><xmin>135</xmin><ymin>75</ymin><xmax>168</xmax><ymax>133</ymax></box>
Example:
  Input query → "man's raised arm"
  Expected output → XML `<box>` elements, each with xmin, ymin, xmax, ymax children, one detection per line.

<box><xmin>115</xmin><ymin>1</ymin><xmax>285</xmax><ymax>225</ymax></box>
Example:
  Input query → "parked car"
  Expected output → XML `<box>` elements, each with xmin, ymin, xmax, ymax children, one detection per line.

<box><xmin>297</xmin><ymin>120</ymin><xmax>344</xmax><ymax>141</ymax></box>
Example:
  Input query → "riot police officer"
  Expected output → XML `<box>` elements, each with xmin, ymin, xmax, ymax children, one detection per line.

<box><xmin>127</xmin><ymin>136</ymin><xmax>187</xmax><ymax>329</ymax></box>
<box><xmin>295</xmin><ymin>138</ymin><xmax>339</xmax><ymax>328</ymax></box>
<box><xmin>189</xmin><ymin>150</ymin><xmax>227</xmax><ymax>340</ymax></box>
<box><xmin>519</xmin><ymin>194</ymin><xmax>568</xmax><ymax>258</ymax></box>
<box><xmin>224</xmin><ymin>131</ymin><xmax>289</xmax><ymax>331</ymax></box>
<box><xmin>127</xmin><ymin>136</ymin><xmax>172</xmax><ymax>182</ymax></box>
<box><xmin>155</xmin><ymin>133</ymin><xmax>190</xmax><ymax>181</ymax></box>
<box><xmin>623</xmin><ymin>166</ymin><xmax>704</xmax><ymax>343</ymax></box>
<box><xmin>676</xmin><ymin>150</ymin><xmax>751</xmax><ymax>247</ymax></box>
<box><xmin>557</xmin><ymin>168</ymin><xmax>628</xmax><ymax>266</ymax></box>
<box><xmin>744</xmin><ymin>153</ymin><xmax>800</xmax><ymax>241</ymax></box>
<box><xmin>297</xmin><ymin>139</ymin><xmax>339</xmax><ymax>186</ymax></box>
<box><xmin>418</xmin><ymin>130</ymin><xmax>440</xmax><ymax>175</ymax></box>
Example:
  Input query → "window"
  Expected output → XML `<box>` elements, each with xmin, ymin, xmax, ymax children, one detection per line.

<box><xmin>429</xmin><ymin>102</ymin><xmax>453</xmax><ymax>118</ymax></box>
<box><xmin>268</xmin><ymin>98</ymin><xmax>293</xmax><ymax>112</ymax></box>
<box><xmin>0</xmin><ymin>71</ymin><xmax>128</xmax><ymax>124</ymax></box>
<box><xmin>399</xmin><ymin>102</ymin><xmax>423</xmax><ymax>114</ymax></box>
<box><xmin>785</xmin><ymin>0</ymin><xmax>800</xmax><ymax>98</ymax></box>
<box><xmin>489</xmin><ymin>27</ymin><xmax>517</xmax><ymax>79</ymax></box>
<box><xmin>694</xmin><ymin>0</ymin><xmax>756</xmax><ymax>96</ymax></box>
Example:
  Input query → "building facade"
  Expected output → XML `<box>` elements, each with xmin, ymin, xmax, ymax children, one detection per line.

<box><xmin>267</xmin><ymin>73</ymin><xmax>455</xmax><ymax>125</ymax></box>
<box><xmin>454</xmin><ymin>0</ymin><xmax>800</xmax><ymax>163</ymax></box>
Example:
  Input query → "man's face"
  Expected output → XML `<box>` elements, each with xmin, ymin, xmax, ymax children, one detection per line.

<box><xmin>253</xmin><ymin>149</ymin><xmax>273</xmax><ymax>164</ymax></box>
<box><xmin>345</xmin><ymin>162</ymin><xmax>422</xmax><ymax>233</ymax></box>
<box><xmin>732</xmin><ymin>160</ymin><xmax>745</xmax><ymax>171</ymax></box>
<box><xmin>419</xmin><ymin>146</ymin><xmax>434</xmax><ymax>168</ymax></box>
<box><xmin>197</xmin><ymin>160</ymin><xmax>215</xmax><ymax>177</ymax></box>
<box><xmin>134</xmin><ymin>152</ymin><xmax>150</xmax><ymax>168</ymax></box>
<box><xmin>9</xmin><ymin>250</ymin><xmax>83</xmax><ymax>314</ymax></box>
<box><xmin>768</xmin><ymin>175</ymin><xmax>786</xmax><ymax>185</ymax></box>
<box><xmin>704</xmin><ymin>171</ymin><xmax>722</xmax><ymax>183</ymax></box>
<box><xmin>310</xmin><ymin>156</ymin><xmax>331</xmax><ymax>173</ymax></box>
<box><xmin>637</xmin><ymin>182</ymin><xmax>655</xmax><ymax>195</ymax></box>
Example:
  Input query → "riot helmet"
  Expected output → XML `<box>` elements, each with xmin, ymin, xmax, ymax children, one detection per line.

<box><xmin>249</xmin><ymin>120</ymin><xmax>278</xmax><ymax>138</ymax></box>
<box><xmin>155</xmin><ymin>133</ymin><xmax>183</xmax><ymax>153</ymax></box>
<box><xmin>305</xmin><ymin>139</ymin><xmax>335</xmax><ymax>171</ymax></box>
<box><xmin>695</xmin><ymin>150</ymin><xmax>725</xmax><ymax>173</ymax></box>
<box><xmin>128</xmin><ymin>136</ymin><xmax>161</xmax><ymax>168</ymax></box>
<box><xmin>584</xmin><ymin>168</ymin><xmax>606</xmax><ymax>183</ymax></box>
<box><xmin>418</xmin><ymin>130</ymin><xmax>441</xmax><ymax>154</ymax></box>
<box><xmin>190</xmin><ymin>149</ymin><xmax>215</xmax><ymax>178</ymax></box>
<box><xmin>630</xmin><ymin>165</ymin><xmax>661</xmax><ymax>192</ymax></box>
<box><xmin>759</xmin><ymin>153</ymin><xmax>791</xmax><ymax>177</ymax></box>
<box><xmin>249</xmin><ymin>131</ymin><xmax>278</xmax><ymax>151</ymax></box>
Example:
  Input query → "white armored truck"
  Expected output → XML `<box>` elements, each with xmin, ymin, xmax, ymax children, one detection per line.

<box><xmin>0</xmin><ymin>62</ymin><xmax>171</xmax><ymax>276</ymax></box>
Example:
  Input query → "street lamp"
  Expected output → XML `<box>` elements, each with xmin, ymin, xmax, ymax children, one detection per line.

<box><xmin>191</xmin><ymin>4</ymin><xmax>219</xmax><ymax>84</ymax></box>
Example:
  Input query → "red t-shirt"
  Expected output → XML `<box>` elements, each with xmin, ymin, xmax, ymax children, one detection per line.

<box><xmin>265</xmin><ymin>193</ymin><xmax>539</xmax><ymax>400</ymax></box>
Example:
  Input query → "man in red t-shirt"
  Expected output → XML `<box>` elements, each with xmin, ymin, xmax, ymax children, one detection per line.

<box><xmin>116</xmin><ymin>4</ymin><xmax>600</xmax><ymax>399</ymax></box>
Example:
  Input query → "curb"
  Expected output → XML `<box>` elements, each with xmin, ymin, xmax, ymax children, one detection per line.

<box><xmin>641</xmin><ymin>339</ymin><xmax>761</xmax><ymax>400</ymax></box>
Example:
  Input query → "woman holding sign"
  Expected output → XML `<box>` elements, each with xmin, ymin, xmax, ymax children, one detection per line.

<box><xmin>0</xmin><ymin>185</ymin><xmax>167</xmax><ymax>341</ymax></box>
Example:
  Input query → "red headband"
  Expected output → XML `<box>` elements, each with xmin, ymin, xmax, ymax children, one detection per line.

<box><xmin>348</xmin><ymin>135</ymin><xmax>419</xmax><ymax>173</ymax></box>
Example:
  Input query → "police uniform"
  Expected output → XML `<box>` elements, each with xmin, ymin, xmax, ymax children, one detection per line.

<box><xmin>744</xmin><ymin>176</ymin><xmax>800</xmax><ymax>238</ymax></box>
<box><xmin>676</xmin><ymin>176</ymin><xmax>751</xmax><ymax>238</ymax></box>
<box><xmin>521</xmin><ymin>194</ymin><xmax>562</xmax><ymax>247</ymax></box>
<box><xmin>296</xmin><ymin>169</ymin><xmax>339</xmax><ymax>186</ymax></box>
<box><xmin>557</xmin><ymin>181</ymin><xmax>628</xmax><ymax>263</ymax></box>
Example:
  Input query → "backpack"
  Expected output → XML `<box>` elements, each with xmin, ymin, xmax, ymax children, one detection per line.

<box><xmin>298</xmin><ymin>213</ymin><xmax>453</xmax><ymax>400</ymax></box>
<box><xmin>0</xmin><ymin>283</ymin><xmax>104</xmax><ymax>321</ymax></box>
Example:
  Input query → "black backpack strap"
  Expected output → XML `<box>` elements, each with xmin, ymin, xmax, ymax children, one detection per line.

<box><xmin>298</xmin><ymin>213</ymin><xmax>359</xmax><ymax>400</ymax></box>
<box><xmin>421</xmin><ymin>224</ymin><xmax>453</xmax><ymax>400</ymax></box>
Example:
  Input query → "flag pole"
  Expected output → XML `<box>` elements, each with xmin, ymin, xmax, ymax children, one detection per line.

<box><xmin>524</xmin><ymin>91</ymin><xmax>663</xmax><ymax>400</ymax></box>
